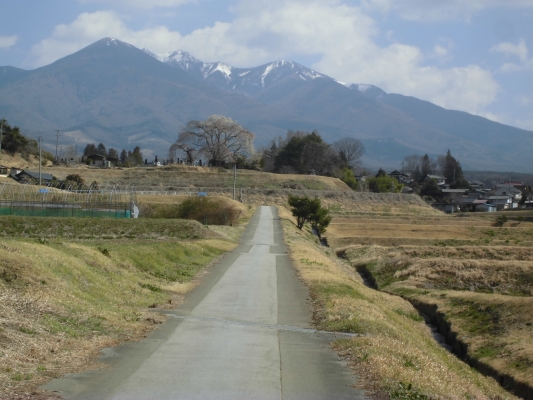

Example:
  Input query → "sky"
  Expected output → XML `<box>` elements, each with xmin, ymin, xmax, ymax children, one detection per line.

<box><xmin>1</xmin><ymin>0</ymin><xmax>532</xmax><ymax>132</ymax></box>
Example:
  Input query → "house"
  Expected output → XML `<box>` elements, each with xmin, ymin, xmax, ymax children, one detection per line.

<box><xmin>14</xmin><ymin>170</ymin><xmax>54</xmax><ymax>184</ymax></box>
<box><xmin>9</xmin><ymin>167</ymin><xmax>23</xmax><ymax>178</ymax></box>
<box><xmin>0</xmin><ymin>165</ymin><xmax>8</xmax><ymax>177</ymax></box>
<box><xmin>388</xmin><ymin>170</ymin><xmax>413</xmax><ymax>184</ymax></box>
<box><xmin>427</xmin><ymin>175</ymin><xmax>446</xmax><ymax>186</ymax></box>
<box><xmin>476</xmin><ymin>203</ymin><xmax>497</xmax><ymax>212</ymax></box>
<box><xmin>487</xmin><ymin>195</ymin><xmax>514</xmax><ymax>211</ymax></box>
<box><xmin>431</xmin><ymin>203</ymin><xmax>460</xmax><ymax>214</ymax></box>
<box><xmin>441</xmin><ymin>188</ymin><xmax>468</xmax><ymax>201</ymax></box>
<box><xmin>86</xmin><ymin>153</ymin><xmax>118</xmax><ymax>168</ymax></box>
<box><xmin>459</xmin><ymin>197</ymin><xmax>489</xmax><ymax>212</ymax></box>
<box><xmin>490</xmin><ymin>184</ymin><xmax>522</xmax><ymax>202</ymax></box>
<box><xmin>468</xmin><ymin>180</ymin><xmax>486</xmax><ymax>190</ymax></box>
<box><xmin>523</xmin><ymin>201</ymin><xmax>533</xmax><ymax>209</ymax></box>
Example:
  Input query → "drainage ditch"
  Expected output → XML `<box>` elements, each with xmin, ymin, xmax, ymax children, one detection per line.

<box><xmin>353</xmin><ymin>262</ymin><xmax>532</xmax><ymax>400</ymax></box>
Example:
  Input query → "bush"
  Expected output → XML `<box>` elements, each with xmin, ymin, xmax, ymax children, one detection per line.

<box><xmin>142</xmin><ymin>197</ymin><xmax>240</xmax><ymax>226</ymax></box>
<box><xmin>288</xmin><ymin>195</ymin><xmax>331</xmax><ymax>236</ymax></box>
<box><xmin>494</xmin><ymin>215</ymin><xmax>508</xmax><ymax>227</ymax></box>
<box><xmin>339</xmin><ymin>167</ymin><xmax>358</xmax><ymax>190</ymax></box>
<box><xmin>368</xmin><ymin>175</ymin><xmax>403</xmax><ymax>193</ymax></box>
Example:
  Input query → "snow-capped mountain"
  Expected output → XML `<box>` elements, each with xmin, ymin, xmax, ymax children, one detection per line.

<box><xmin>1</xmin><ymin>38</ymin><xmax>531</xmax><ymax>172</ymax></box>
<box><xmin>144</xmin><ymin>49</ymin><xmax>338</xmax><ymax>96</ymax></box>
<box><xmin>144</xmin><ymin>48</ymin><xmax>390</xmax><ymax>102</ymax></box>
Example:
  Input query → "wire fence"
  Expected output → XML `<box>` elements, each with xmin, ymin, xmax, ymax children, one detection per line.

<box><xmin>0</xmin><ymin>183</ymin><xmax>137</xmax><ymax>218</ymax></box>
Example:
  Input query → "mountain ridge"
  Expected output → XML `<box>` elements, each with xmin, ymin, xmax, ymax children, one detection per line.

<box><xmin>0</xmin><ymin>37</ymin><xmax>530</xmax><ymax>172</ymax></box>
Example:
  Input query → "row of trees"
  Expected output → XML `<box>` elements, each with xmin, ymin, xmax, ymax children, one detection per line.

<box><xmin>168</xmin><ymin>116</ymin><xmax>475</xmax><ymax>197</ymax></box>
<box><xmin>168</xmin><ymin>117</ymin><xmax>364</xmax><ymax>186</ymax></box>
<box><xmin>260</xmin><ymin>130</ymin><xmax>364</xmax><ymax>190</ymax></box>
<box><xmin>402</xmin><ymin>151</ymin><xmax>468</xmax><ymax>189</ymax></box>
<box><xmin>83</xmin><ymin>143</ymin><xmax>143</xmax><ymax>166</ymax></box>
<box><xmin>262</xmin><ymin>130</ymin><xmax>364</xmax><ymax>176</ymax></box>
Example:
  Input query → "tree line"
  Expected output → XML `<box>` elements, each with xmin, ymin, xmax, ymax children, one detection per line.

<box><xmin>168</xmin><ymin>115</ymin><xmax>476</xmax><ymax>195</ymax></box>
<box><xmin>0</xmin><ymin>119</ymin><xmax>55</xmax><ymax>164</ymax></box>
<box><xmin>168</xmin><ymin>116</ymin><xmax>364</xmax><ymax>185</ymax></box>
<box><xmin>83</xmin><ymin>143</ymin><xmax>144</xmax><ymax>167</ymax></box>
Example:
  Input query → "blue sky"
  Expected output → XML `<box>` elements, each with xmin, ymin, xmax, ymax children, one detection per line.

<box><xmin>1</xmin><ymin>0</ymin><xmax>532</xmax><ymax>131</ymax></box>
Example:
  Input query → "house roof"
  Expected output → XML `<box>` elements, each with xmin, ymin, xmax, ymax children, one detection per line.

<box><xmin>469</xmin><ymin>180</ymin><xmax>485</xmax><ymax>186</ymax></box>
<box><xmin>18</xmin><ymin>170</ymin><xmax>54</xmax><ymax>180</ymax></box>
<box><xmin>442</xmin><ymin>189</ymin><xmax>467</xmax><ymax>193</ymax></box>
<box><xmin>460</xmin><ymin>198</ymin><xmax>487</xmax><ymax>205</ymax></box>
<box><xmin>488</xmin><ymin>196</ymin><xmax>512</xmax><ymax>200</ymax></box>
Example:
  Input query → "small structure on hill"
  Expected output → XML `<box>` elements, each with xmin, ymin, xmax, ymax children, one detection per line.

<box><xmin>14</xmin><ymin>170</ymin><xmax>54</xmax><ymax>184</ymax></box>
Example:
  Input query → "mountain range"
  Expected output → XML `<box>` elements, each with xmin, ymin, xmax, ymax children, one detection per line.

<box><xmin>1</xmin><ymin>37</ymin><xmax>531</xmax><ymax>172</ymax></box>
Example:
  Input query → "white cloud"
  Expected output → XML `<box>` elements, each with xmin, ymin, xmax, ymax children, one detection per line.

<box><xmin>28</xmin><ymin>1</ymin><xmax>500</xmax><ymax>117</ymax></box>
<box><xmin>491</xmin><ymin>39</ymin><xmax>528</xmax><ymax>62</ymax></box>
<box><xmin>28</xmin><ymin>11</ymin><xmax>187</xmax><ymax>67</ymax></box>
<box><xmin>363</xmin><ymin>0</ymin><xmax>533</xmax><ymax>21</ymax></box>
<box><xmin>491</xmin><ymin>39</ymin><xmax>533</xmax><ymax>73</ymax></box>
<box><xmin>0</xmin><ymin>35</ymin><xmax>18</xmax><ymax>49</ymax></box>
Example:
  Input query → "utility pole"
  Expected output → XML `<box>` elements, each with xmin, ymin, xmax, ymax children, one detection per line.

<box><xmin>55</xmin><ymin>130</ymin><xmax>60</xmax><ymax>163</ymax></box>
<box><xmin>233</xmin><ymin>164</ymin><xmax>237</xmax><ymax>200</ymax></box>
<box><xmin>38</xmin><ymin>136</ymin><xmax>42</xmax><ymax>186</ymax></box>
<box><xmin>0</xmin><ymin>119</ymin><xmax>3</xmax><ymax>158</ymax></box>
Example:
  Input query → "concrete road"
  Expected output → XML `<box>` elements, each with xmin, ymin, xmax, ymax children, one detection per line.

<box><xmin>43</xmin><ymin>206</ymin><xmax>367</xmax><ymax>400</ymax></box>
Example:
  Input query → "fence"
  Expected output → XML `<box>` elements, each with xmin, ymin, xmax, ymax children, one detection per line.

<box><xmin>0</xmin><ymin>183</ymin><xmax>137</xmax><ymax>218</ymax></box>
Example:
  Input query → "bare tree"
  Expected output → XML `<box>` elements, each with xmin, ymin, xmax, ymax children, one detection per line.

<box><xmin>332</xmin><ymin>138</ymin><xmax>365</xmax><ymax>169</ymax></box>
<box><xmin>169</xmin><ymin>143</ymin><xmax>197</xmax><ymax>164</ymax></box>
<box><xmin>172</xmin><ymin>115</ymin><xmax>254</xmax><ymax>166</ymax></box>
<box><xmin>403</xmin><ymin>154</ymin><xmax>421</xmax><ymax>174</ymax></box>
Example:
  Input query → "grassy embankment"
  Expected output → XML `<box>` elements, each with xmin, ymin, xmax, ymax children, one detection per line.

<box><xmin>0</xmin><ymin>196</ymin><xmax>254</xmax><ymax>398</ymax></box>
<box><xmin>278</xmin><ymin>206</ymin><xmax>516</xmax><ymax>398</ymax></box>
<box><xmin>278</xmin><ymin>206</ymin><xmax>521</xmax><ymax>398</ymax></box>
<box><xmin>327</xmin><ymin>210</ymin><xmax>533</xmax><ymax>398</ymax></box>
<box><xmin>48</xmin><ymin>164</ymin><xmax>444</xmax><ymax>216</ymax></box>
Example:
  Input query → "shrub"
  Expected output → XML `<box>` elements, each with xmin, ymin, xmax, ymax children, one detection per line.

<box><xmin>142</xmin><ymin>197</ymin><xmax>240</xmax><ymax>226</ymax></box>
<box><xmin>494</xmin><ymin>215</ymin><xmax>508</xmax><ymax>227</ymax></box>
<box><xmin>287</xmin><ymin>195</ymin><xmax>331</xmax><ymax>236</ymax></box>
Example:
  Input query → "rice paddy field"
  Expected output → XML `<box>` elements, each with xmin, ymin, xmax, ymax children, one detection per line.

<box><xmin>328</xmin><ymin>210</ymin><xmax>533</xmax><ymax>398</ymax></box>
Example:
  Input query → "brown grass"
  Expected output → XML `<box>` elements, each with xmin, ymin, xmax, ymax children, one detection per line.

<box><xmin>327</xmin><ymin>213</ymin><xmax>533</xmax><ymax>248</ymax></box>
<box><xmin>0</xmin><ymin>199</ymin><xmax>252</xmax><ymax>398</ymax></box>
<box><xmin>277</xmin><ymin>206</ymin><xmax>515</xmax><ymax>399</ymax></box>
<box><xmin>44</xmin><ymin>164</ymin><xmax>351</xmax><ymax>192</ymax></box>
<box><xmin>333</xmin><ymin>211</ymin><xmax>533</xmax><ymax>395</ymax></box>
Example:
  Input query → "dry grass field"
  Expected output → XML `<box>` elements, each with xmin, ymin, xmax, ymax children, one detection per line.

<box><xmin>2</xmin><ymin>162</ymin><xmax>531</xmax><ymax>398</ymax></box>
<box><xmin>330</xmin><ymin>210</ymin><xmax>533</xmax><ymax>398</ymax></box>
<box><xmin>278</xmin><ymin>206</ymin><xmax>516</xmax><ymax>399</ymax></box>
<box><xmin>47</xmin><ymin>164</ymin><xmax>350</xmax><ymax>192</ymax></box>
<box><xmin>0</xmin><ymin>196</ymin><xmax>254</xmax><ymax>398</ymax></box>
